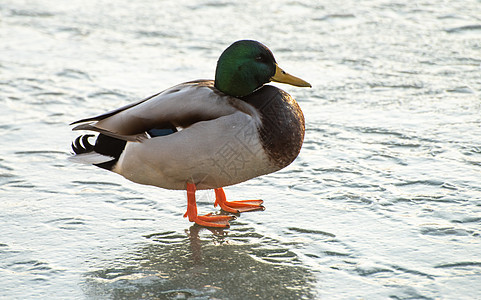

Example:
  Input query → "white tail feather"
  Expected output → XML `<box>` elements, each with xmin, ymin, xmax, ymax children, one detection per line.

<box><xmin>69</xmin><ymin>152</ymin><xmax>115</xmax><ymax>165</ymax></box>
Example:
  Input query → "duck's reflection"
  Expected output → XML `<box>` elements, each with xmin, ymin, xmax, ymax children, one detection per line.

<box><xmin>187</xmin><ymin>225</ymin><xmax>228</xmax><ymax>264</ymax></box>
<box><xmin>83</xmin><ymin>225</ymin><xmax>315</xmax><ymax>299</ymax></box>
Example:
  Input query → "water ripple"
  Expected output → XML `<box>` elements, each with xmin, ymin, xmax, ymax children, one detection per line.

<box><xmin>435</xmin><ymin>261</ymin><xmax>481</xmax><ymax>269</ymax></box>
<box><xmin>420</xmin><ymin>226</ymin><xmax>474</xmax><ymax>237</ymax></box>
<box><xmin>287</xmin><ymin>227</ymin><xmax>336</xmax><ymax>238</ymax></box>
<box><xmin>445</xmin><ymin>24</ymin><xmax>481</xmax><ymax>33</ymax></box>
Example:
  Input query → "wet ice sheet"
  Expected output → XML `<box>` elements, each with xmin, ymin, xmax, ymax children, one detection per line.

<box><xmin>1</xmin><ymin>0</ymin><xmax>481</xmax><ymax>299</ymax></box>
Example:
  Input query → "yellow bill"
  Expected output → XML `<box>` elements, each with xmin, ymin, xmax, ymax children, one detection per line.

<box><xmin>271</xmin><ymin>64</ymin><xmax>311</xmax><ymax>87</ymax></box>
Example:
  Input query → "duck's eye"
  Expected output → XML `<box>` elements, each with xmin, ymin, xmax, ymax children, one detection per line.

<box><xmin>255</xmin><ymin>56</ymin><xmax>264</xmax><ymax>61</ymax></box>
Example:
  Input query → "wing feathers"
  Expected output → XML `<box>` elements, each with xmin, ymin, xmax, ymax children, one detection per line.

<box><xmin>71</xmin><ymin>80</ymin><xmax>260</xmax><ymax>139</ymax></box>
<box><xmin>70</xmin><ymin>91</ymin><xmax>162</xmax><ymax>125</ymax></box>
<box><xmin>72</xmin><ymin>123</ymin><xmax>147</xmax><ymax>142</ymax></box>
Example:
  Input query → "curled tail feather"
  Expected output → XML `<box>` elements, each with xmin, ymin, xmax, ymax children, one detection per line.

<box><xmin>70</xmin><ymin>134</ymin><xmax>127</xmax><ymax>171</ymax></box>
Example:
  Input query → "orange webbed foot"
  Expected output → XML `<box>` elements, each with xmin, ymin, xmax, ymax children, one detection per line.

<box><xmin>183</xmin><ymin>211</ymin><xmax>234</xmax><ymax>228</ymax></box>
<box><xmin>195</xmin><ymin>213</ymin><xmax>235</xmax><ymax>228</ymax></box>
<box><xmin>184</xmin><ymin>183</ymin><xmax>235</xmax><ymax>228</ymax></box>
<box><xmin>214</xmin><ymin>188</ymin><xmax>265</xmax><ymax>213</ymax></box>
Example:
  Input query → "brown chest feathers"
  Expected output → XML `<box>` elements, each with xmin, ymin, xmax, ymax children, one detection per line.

<box><xmin>243</xmin><ymin>85</ymin><xmax>305</xmax><ymax>169</ymax></box>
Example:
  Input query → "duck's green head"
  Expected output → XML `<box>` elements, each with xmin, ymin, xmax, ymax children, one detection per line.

<box><xmin>214</xmin><ymin>40</ymin><xmax>311</xmax><ymax>97</ymax></box>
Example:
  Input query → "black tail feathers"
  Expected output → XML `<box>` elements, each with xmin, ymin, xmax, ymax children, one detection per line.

<box><xmin>71</xmin><ymin>134</ymin><xmax>127</xmax><ymax>170</ymax></box>
<box><xmin>72</xmin><ymin>134</ymin><xmax>95</xmax><ymax>154</ymax></box>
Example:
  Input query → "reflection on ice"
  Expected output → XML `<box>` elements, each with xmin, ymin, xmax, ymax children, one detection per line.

<box><xmin>83</xmin><ymin>225</ymin><xmax>316</xmax><ymax>299</ymax></box>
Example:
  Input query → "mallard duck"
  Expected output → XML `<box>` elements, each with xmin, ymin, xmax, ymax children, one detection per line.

<box><xmin>70</xmin><ymin>40</ymin><xmax>311</xmax><ymax>228</ymax></box>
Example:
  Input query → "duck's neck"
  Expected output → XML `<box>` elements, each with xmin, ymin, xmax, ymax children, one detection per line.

<box><xmin>214</xmin><ymin>60</ymin><xmax>261</xmax><ymax>97</ymax></box>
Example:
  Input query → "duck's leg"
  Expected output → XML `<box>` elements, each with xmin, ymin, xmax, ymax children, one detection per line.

<box><xmin>214</xmin><ymin>188</ymin><xmax>265</xmax><ymax>213</ymax></box>
<box><xmin>183</xmin><ymin>183</ymin><xmax>234</xmax><ymax>228</ymax></box>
